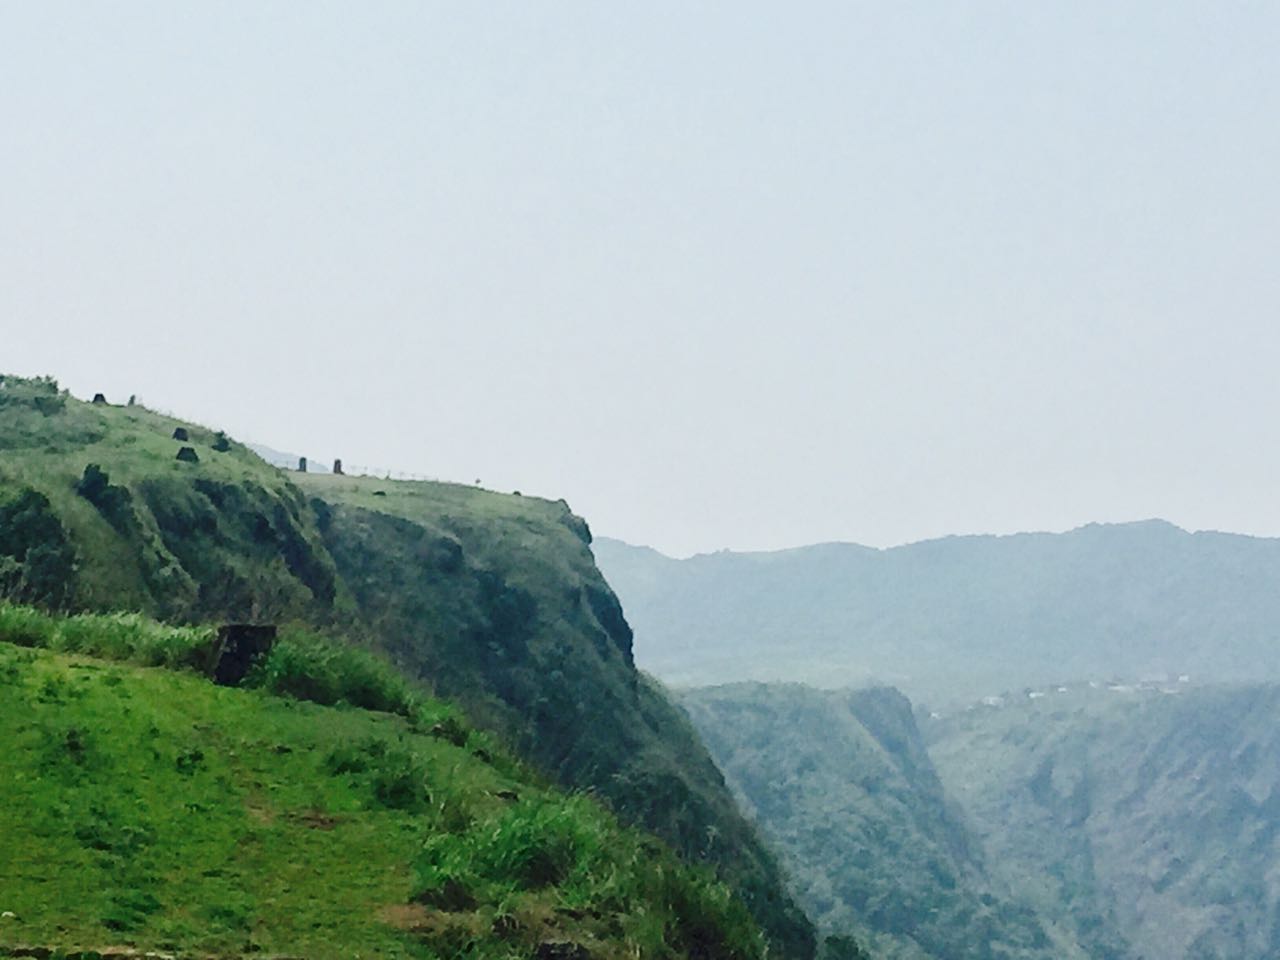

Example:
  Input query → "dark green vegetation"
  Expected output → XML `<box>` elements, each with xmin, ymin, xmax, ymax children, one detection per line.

<box><xmin>928</xmin><ymin>683</ymin><xmax>1280</xmax><ymax>960</ymax></box>
<box><xmin>0</xmin><ymin>609</ymin><xmax>765</xmax><ymax>959</ymax></box>
<box><xmin>0</xmin><ymin>375</ymin><xmax>810</xmax><ymax>957</ymax></box>
<box><xmin>593</xmin><ymin>526</ymin><xmax>1280</xmax><ymax>705</ymax></box>
<box><xmin>681</xmin><ymin>684</ymin><xmax>1085</xmax><ymax>960</ymax></box>
<box><xmin>679</xmin><ymin>676</ymin><xmax>1280</xmax><ymax>960</ymax></box>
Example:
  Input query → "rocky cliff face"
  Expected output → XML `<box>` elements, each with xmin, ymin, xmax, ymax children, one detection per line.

<box><xmin>928</xmin><ymin>683</ymin><xmax>1280</xmax><ymax>960</ymax></box>
<box><xmin>681</xmin><ymin>682</ymin><xmax>1084</xmax><ymax>960</ymax></box>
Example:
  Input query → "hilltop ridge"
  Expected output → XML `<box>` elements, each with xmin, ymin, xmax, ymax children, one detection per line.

<box><xmin>0</xmin><ymin>375</ymin><xmax>814</xmax><ymax>959</ymax></box>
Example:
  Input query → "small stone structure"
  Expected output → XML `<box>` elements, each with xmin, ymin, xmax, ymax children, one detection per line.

<box><xmin>212</xmin><ymin>431</ymin><xmax>231</xmax><ymax>452</ymax></box>
<box><xmin>172</xmin><ymin>427</ymin><xmax>189</xmax><ymax>441</ymax></box>
<box><xmin>91</xmin><ymin>393</ymin><xmax>107</xmax><ymax>405</ymax></box>
<box><xmin>175</xmin><ymin>446</ymin><xmax>200</xmax><ymax>463</ymax></box>
<box><xmin>298</xmin><ymin>456</ymin><xmax>308</xmax><ymax>473</ymax></box>
<box><xmin>333</xmin><ymin>458</ymin><xmax>343</xmax><ymax>475</ymax></box>
<box><xmin>211</xmin><ymin>624</ymin><xmax>277</xmax><ymax>686</ymax></box>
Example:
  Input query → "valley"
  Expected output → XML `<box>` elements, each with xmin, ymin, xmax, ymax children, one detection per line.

<box><xmin>675</xmin><ymin>678</ymin><xmax>1280</xmax><ymax>960</ymax></box>
<box><xmin>599</xmin><ymin>535</ymin><xmax>1280</xmax><ymax>959</ymax></box>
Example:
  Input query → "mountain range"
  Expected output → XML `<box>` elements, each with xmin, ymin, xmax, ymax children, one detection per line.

<box><xmin>593</xmin><ymin>524</ymin><xmax>1280</xmax><ymax>706</ymax></box>
<box><xmin>597</xmin><ymin>528</ymin><xmax>1280</xmax><ymax>959</ymax></box>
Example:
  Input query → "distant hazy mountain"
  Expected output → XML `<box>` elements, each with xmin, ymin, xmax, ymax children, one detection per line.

<box><xmin>594</xmin><ymin>522</ymin><xmax>1280</xmax><ymax>705</ymax></box>
<box><xmin>247</xmin><ymin>441</ymin><xmax>331</xmax><ymax>473</ymax></box>
<box><xmin>601</xmin><ymin>524</ymin><xmax>1280</xmax><ymax>958</ymax></box>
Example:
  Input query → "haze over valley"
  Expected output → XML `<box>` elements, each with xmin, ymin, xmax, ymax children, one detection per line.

<box><xmin>594</xmin><ymin>530</ymin><xmax>1280</xmax><ymax>959</ymax></box>
<box><xmin>4</xmin><ymin>3</ymin><xmax>1279</xmax><ymax>958</ymax></box>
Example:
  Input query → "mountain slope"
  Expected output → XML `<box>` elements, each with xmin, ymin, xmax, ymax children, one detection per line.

<box><xmin>0</xmin><ymin>375</ymin><xmax>813</xmax><ymax>958</ymax></box>
<box><xmin>593</xmin><ymin>525</ymin><xmax>1280</xmax><ymax>704</ymax></box>
<box><xmin>927</xmin><ymin>683</ymin><xmax>1280</xmax><ymax>960</ymax></box>
<box><xmin>0</xmin><ymin>611</ymin><xmax>764</xmax><ymax>960</ymax></box>
<box><xmin>680</xmin><ymin>683</ymin><xmax>1083</xmax><ymax>960</ymax></box>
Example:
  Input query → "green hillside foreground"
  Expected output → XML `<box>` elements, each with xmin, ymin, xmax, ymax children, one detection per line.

<box><xmin>0</xmin><ymin>375</ymin><xmax>814</xmax><ymax>959</ymax></box>
<box><xmin>0</xmin><ymin>606</ymin><xmax>764</xmax><ymax>960</ymax></box>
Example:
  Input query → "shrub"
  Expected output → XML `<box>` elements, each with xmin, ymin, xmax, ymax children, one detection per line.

<box><xmin>370</xmin><ymin>748</ymin><xmax>429</xmax><ymax>811</ymax></box>
<box><xmin>245</xmin><ymin>629</ymin><xmax>419</xmax><ymax>717</ymax></box>
<box><xmin>246</xmin><ymin>634</ymin><xmax>341</xmax><ymax>705</ymax></box>
<box><xmin>415</xmin><ymin>797</ymin><xmax>604</xmax><ymax>907</ymax></box>
<box><xmin>484</xmin><ymin>800</ymin><xmax>595</xmax><ymax>890</ymax></box>
<box><xmin>324</xmin><ymin>738</ymin><xmax>385</xmax><ymax>776</ymax></box>
<box><xmin>53</xmin><ymin>611</ymin><xmax>214</xmax><ymax>671</ymax></box>
<box><xmin>75</xmin><ymin>463</ymin><xmax>136</xmax><ymax>533</ymax></box>
<box><xmin>0</xmin><ymin>488</ymin><xmax>77</xmax><ymax>608</ymax></box>
<box><xmin>411</xmin><ymin>794</ymin><xmax>766</xmax><ymax>959</ymax></box>
<box><xmin>0</xmin><ymin>603</ymin><xmax>58</xmax><ymax>647</ymax></box>
<box><xmin>102</xmin><ymin>888</ymin><xmax>162</xmax><ymax>932</ymax></box>
<box><xmin>0</xmin><ymin>603</ymin><xmax>216</xmax><ymax>672</ymax></box>
<box><xmin>428</xmin><ymin>714</ymin><xmax>470</xmax><ymax>748</ymax></box>
<box><xmin>73</xmin><ymin>802</ymin><xmax>154</xmax><ymax>856</ymax></box>
<box><xmin>75</xmin><ymin>463</ymin><xmax>110</xmax><ymax>504</ymax></box>
<box><xmin>323</xmin><ymin>737</ymin><xmax>429</xmax><ymax>812</ymax></box>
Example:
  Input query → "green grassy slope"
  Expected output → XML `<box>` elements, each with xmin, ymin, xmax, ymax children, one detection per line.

<box><xmin>294</xmin><ymin>475</ymin><xmax>812</xmax><ymax>955</ymax></box>
<box><xmin>680</xmin><ymin>683</ymin><xmax>1082</xmax><ymax>960</ymax></box>
<box><xmin>0</xmin><ymin>375</ymin><xmax>813</xmax><ymax>958</ymax></box>
<box><xmin>0</xmin><ymin>375</ymin><xmax>337</xmax><ymax>622</ymax></box>
<box><xmin>0</xmin><ymin>608</ymin><xmax>764</xmax><ymax>960</ymax></box>
<box><xmin>927</xmin><ymin>684</ymin><xmax>1280</xmax><ymax>960</ymax></box>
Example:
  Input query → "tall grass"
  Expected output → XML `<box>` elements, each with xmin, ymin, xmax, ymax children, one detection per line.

<box><xmin>0</xmin><ymin>601</ymin><xmax>527</xmax><ymax>780</ymax></box>
<box><xmin>0</xmin><ymin>603</ymin><xmax>214</xmax><ymax>669</ymax></box>
<box><xmin>0</xmin><ymin>603</ymin><xmax>422</xmax><ymax>715</ymax></box>
<box><xmin>414</xmin><ymin>793</ymin><xmax>766</xmax><ymax>959</ymax></box>
<box><xmin>243</xmin><ymin>628</ymin><xmax>421</xmax><ymax>717</ymax></box>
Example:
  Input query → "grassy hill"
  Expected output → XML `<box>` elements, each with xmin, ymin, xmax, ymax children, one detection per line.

<box><xmin>593</xmin><ymin>526</ymin><xmax>1280</xmax><ymax>705</ymax></box>
<box><xmin>0</xmin><ymin>375</ymin><xmax>813</xmax><ymax>958</ymax></box>
<box><xmin>0</xmin><ymin>605</ymin><xmax>763</xmax><ymax>960</ymax></box>
<box><xmin>927</xmin><ymin>683</ymin><xmax>1280</xmax><ymax>960</ymax></box>
<box><xmin>679</xmin><ymin>683</ymin><xmax>1083</xmax><ymax>960</ymax></box>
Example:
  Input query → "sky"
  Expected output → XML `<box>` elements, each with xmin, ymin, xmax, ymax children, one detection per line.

<box><xmin>3</xmin><ymin>3</ymin><xmax>1278</xmax><ymax>557</ymax></box>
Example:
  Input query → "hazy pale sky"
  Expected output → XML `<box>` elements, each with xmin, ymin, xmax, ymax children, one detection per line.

<box><xmin>3</xmin><ymin>3</ymin><xmax>1278</xmax><ymax>556</ymax></box>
